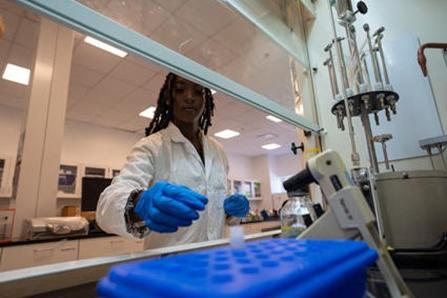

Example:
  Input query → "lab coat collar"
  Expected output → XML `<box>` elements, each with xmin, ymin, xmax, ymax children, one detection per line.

<box><xmin>165</xmin><ymin>122</ymin><xmax>205</xmax><ymax>144</ymax></box>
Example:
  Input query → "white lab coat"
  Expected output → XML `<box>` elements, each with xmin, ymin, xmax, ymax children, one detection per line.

<box><xmin>96</xmin><ymin>123</ymin><xmax>229</xmax><ymax>248</ymax></box>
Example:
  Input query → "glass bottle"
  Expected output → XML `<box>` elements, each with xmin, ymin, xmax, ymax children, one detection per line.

<box><xmin>280</xmin><ymin>190</ymin><xmax>314</xmax><ymax>238</ymax></box>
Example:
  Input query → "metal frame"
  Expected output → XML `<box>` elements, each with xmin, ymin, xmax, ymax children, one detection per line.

<box><xmin>15</xmin><ymin>0</ymin><xmax>321</xmax><ymax>133</ymax></box>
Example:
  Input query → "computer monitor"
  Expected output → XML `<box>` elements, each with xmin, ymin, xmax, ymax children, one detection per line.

<box><xmin>81</xmin><ymin>177</ymin><xmax>112</xmax><ymax>212</ymax></box>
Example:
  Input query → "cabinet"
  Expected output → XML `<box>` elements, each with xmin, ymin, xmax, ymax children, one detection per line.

<box><xmin>83</xmin><ymin>165</ymin><xmax>107</xmax><ymax>178</ymax></box>
<box><xmin>78</xmin><ymin>236</ymin><xmax>144</xmax><ymax>259</ymax></box>
<box><xmin>57</xmin><ymin>163</ymin><xmax>118</xmax><ymax>199</ymax></box>
<box><xmin>0</xmin><ymin>240</ymin><xmax>79</xmax><ymax>271</ymax></box>
<box><xmin>0</xmin><ymin>156</ymin><xmax>13</xmax><ymax>198</ymax></box>
<box><xmin>230</xmin><ymin>179</ymin><xmax>262</xmax><ymax>200</ymax></box>
<box><xmin>57</xmin><ymin>164</ymin><xmax>81</xmax><ymax>198</ymax></box>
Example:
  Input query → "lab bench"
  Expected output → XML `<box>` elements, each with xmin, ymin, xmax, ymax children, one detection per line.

<box><xmin>0</xmin><ymin>231</ymin><xmax>280</xmax><ymax>298</ymax></box>
<box><xmin>224</xmin><ymin>220</ymin><xmax>280</xmax><ymax>237</ymax></box>
<box><xmin>1</xmin><ymin>230</ymin><xmax>446</xmax><ymax>298</ymax></box>
<box><xmin>0</xmin><ymin>233</ymin><xmax>145</xmax><ymax>272</ymax></box>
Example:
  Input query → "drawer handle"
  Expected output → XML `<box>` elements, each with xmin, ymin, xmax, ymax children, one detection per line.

<box><xmin>60</xmin><ymin>247</ymin><xmax>76</xmax><ymax>252</ymax></box>
<box><xmin>33</xmin><ymin>248</ymin><xmax>54</xmax><ymax>253</ymax></box>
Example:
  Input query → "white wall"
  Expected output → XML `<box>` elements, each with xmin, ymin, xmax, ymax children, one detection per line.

<box><xmin>0</xmin><ymin>106</ymin><xmax>22</xmax><ymax>157</ymax></box>
<box><xmin>227</xmin><ymin>153</ymin><xmax>272</xmax><ymax>210</ymax></box>
<box><xmin>61</xmin><ymin>120</ymin><xmax>140</xmax><ymax>169</ymax></box>
<box><xmin>269</xmin><ymin>153</ymin><xmax>302</xmax><ymax>194</ymax></box>
<box><xmin>306</xmin><ymin>0</ymin><xmax>447</xmax><ymax>170</ymax></box>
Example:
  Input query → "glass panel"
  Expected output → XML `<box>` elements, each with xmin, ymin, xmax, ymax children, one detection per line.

<box><xmin>76</xmin><ymin>0</ymin><xmax>313</xmax><ymax>120</ymax></box>
<box><xmin>0</xmin><ymin>1</ymin><xmax>39</xmax><ymax>203</ymax></box>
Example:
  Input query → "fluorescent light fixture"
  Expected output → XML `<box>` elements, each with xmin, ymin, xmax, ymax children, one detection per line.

<box><xmin>84</xmin><ymin>36</ymin><xmax>128</xmax><ymax>58</ymax></box>
<box><xmin>266</xmin><ymin>115</ymin><xmax>282</xmax><ymax>123</ymax></box>
<box><xmin>211</xmin><ymin>89</ymin><xmax>217</xmax><ymax>95</ymax></box>
<box><xmin>214</xmin><ymin>129</ymin><xmax>240</xmax><ymax>139</ymax></box>
<box><xmin>2</xmin><ymin>63</ymin><xmax>31</xmax><ymax>85</ymax></box>
<box><xmin>139</xmin><ymin>106</ymin><xmax>156</xmax><ymax>119</ymax></box>
<box><xmin>262</xmin><ymin>143</ymin><xmax>281</xmax><ymax>150</ymax></box>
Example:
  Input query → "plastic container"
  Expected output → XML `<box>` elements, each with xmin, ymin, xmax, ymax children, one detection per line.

<box><xmin>97</xmin><ymin>239</ymin><xmax>378</xmax><ymax>298</ymax></box>
<box><xmin>280</xmin><ymin>192</ymin><xmax>315</xmax><ymax>238</ymax></box>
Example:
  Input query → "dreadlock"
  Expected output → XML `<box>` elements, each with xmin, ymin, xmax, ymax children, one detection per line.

<box><xmin>145</xmin><ymin>73</ymin><xmax>215</xmax><ymax>136</ymax></box>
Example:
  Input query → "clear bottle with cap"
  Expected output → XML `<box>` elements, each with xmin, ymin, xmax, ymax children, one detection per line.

<box><xmin>280</xmin><ymin>188</ymin><xmax>315</xmax><ymax>238</ymax></box>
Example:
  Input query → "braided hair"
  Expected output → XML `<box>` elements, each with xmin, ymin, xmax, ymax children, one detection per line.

<box><xmin>145</xmin><ymin>73</ymin><xmax>215</xmax><ymax>137</ymax></box>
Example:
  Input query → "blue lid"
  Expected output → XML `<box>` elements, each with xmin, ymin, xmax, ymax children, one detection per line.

<box><xmin>98</xmin><ymin>239</ymin><xmax>377</xmax><ymax>298</ymax></box>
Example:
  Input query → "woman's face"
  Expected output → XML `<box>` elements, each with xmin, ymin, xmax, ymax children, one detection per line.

<box><xmin>171</xmin><ymin>77</ymin><xmax>206</xmax><ymax>124</ymax></box>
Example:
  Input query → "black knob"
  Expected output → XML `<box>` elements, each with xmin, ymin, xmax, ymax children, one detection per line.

<box><xmin>357</xmin><ymin>1</ymin><xmax>368</xmax><ymax>14</ymax></box>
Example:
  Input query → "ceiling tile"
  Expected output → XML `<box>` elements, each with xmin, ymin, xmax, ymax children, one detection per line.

<box><xmin>15</xmin><ymin>18</ymin><xmax>39</xmax><ymax>49</ymax></box>
<box><xmin>186</xmin><ymin>38</ymin><xmax>235</xmax><ymax>70</ymax></box>
<box><xmin>72</xmin><ymin>42</ymin><xmax>121</xmax><ymax>74</ymax></box>
<box><xmin>0</xmin><ymin>39</ymin><xmax>11</xmax><ymax>63</ymax></box>
<box><xmin>0</xmin><ymin>78</ymin><xmax>29</xmax><ymax>99</ymax></box>
<box><xmin>141</xmin><ymin>72</ymin><xmax>168</xmax><ymax>93</ymax></box>
<box><xmin>212</xmin><ymin>17</ymin><xmax>258</xmax><ymax>54</ymax></box>
<box><xmin>0</xmin><ymin>9</ymin><xmax>20</xmax><ymax>41</ymax></box>
<box><xmin>0</xmin><ymin>93</ymin><xmax>25</xmax><ymax>110</ymax></box>
<box><xmin>126</xmin><ymin>55</ymin><xmax>162</xmax><ymax>74</ymax></box>
<box><xmin>7</xmin><ymin>43</ymin><xmax>34</xmax><ymax>69</ymax></box>
<box><xmin>70</xmin><ymin>64</ymin><xmax>105</xmax><ymax>88</ymax></box>
<box><xmin>68</xmin><ymin>83</ymin><xmax>89</xmax><ymax>102</ymax></box>
<box><xmin>110</xmin><ymin>60</ymin><xmax>157</xmax><ymax>86</ymax></box>
<box><xmin>0</xmin><ymin>1</ymin><xmax>26</xmax><ymax>15</ymax></box>
<box><xmin>105</xmin><ymin>0</ymin><xmax>172</xmax><ymax>35</ymax></box>
<box><xmin>154</xmin><ymin>0</ymin><xmax>187</xmax><ymax>12</ymax></box>
<box><xmin>84</xmin><ymin>77</ymin><xmax>137</xmax><ymax>108</ymax></box>
<box><xmin>151</xmin><ymin>17</ymin><xmax>207</xmax><ymax>54</ymax></box>
<box><xmin>175</xmin><ymin>0</ymin><xmax>237</xmax><ymax>36</ymax></box>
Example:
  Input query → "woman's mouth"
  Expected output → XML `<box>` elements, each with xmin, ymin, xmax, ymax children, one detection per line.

<box><xmin>183</xmin><ymin>107</ymin><xmax>196</xmax><ymax>112</ymax></box>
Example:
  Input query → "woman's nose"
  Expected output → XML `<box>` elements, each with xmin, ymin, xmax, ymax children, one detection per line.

<box><xmin>185</xmin><ymin>88</ymin><xmax>195</xmax><ymax>102</ymax></box>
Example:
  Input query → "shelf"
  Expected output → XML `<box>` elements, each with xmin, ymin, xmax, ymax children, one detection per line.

<box><xmin>248</xmin><ymin>197</ymin><xmax>263</xmax><ymax>201</ymax></box>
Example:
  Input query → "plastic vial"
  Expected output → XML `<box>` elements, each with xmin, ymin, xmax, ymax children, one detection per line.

<box><xmin>229</xmin><ymin>226</ymin><xmax>246</xmax><ymax>250</ymax></box>
<box><xmin>280</xmin><ymin>191</ymin><xmax>314</xmax><ymax>239</ymax></box>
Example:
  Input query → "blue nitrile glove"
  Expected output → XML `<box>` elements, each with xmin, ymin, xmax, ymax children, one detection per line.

<box><xmin>224</xmin><ymin>194</ymin><xmax>249</xmax><ymax>218</ymax></box>
<box><xmin>135</xmin><ymin>181</ymin><xmax>208</xmax><ymax>233</ymax></box>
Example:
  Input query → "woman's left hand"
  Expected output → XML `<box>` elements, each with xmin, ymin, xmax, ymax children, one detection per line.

<box><xmin>224</xmin><ymin>194</ymin><xmax>249</xmax><ymax>218</ymax></box>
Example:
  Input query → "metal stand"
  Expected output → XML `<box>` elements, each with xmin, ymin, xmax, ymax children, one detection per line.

<box><xmin>330</xmin><ymin>90</ymin><xmax>399</xmax><ymax>173</ymax></box>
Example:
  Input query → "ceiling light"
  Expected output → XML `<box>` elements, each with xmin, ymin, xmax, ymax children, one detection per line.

<box><xmin>139</xmin><ymin>106</ymin><xmax>156</xmax><ymax>119</ymax></box>
<box><xmin>262</xmin><ymin>143</ymin><xmax>281</xmax><ymax>150</ymax></box>
<box><xmin>2</xmin><ymin>63</ymin><xmax>31</xmax><ymax>85</ymax></box>
<box><xmin>84</xmin><ymin>36</ymin><xmax>128</xmax><ymax>58</ymax></box>
<box><xmin>257</xmin><ymin>133</ymin><xmax>277</xmax><ymax>140</ymax></box>
<box><xmin>214</xmin><ymin>129</ymin><xmax>240</xmax><ymax>139</ymax></box>
<box><xmin>211</xmin><ymin>89</ymin><xmax>217</xmax><ymax>95</ymax></box>
<box><xmin>266</xmin><ymin>115</ymin><xmax>282</xmax><ymax>123</ymax></box>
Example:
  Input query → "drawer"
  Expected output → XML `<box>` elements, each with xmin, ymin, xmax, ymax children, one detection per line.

<box><xmin>0</xmin><ymin>240</ymin><xmax>79</xmax><ymax>271</ymax></box>
<box><xmin>79</xmin><ymin>236</ymin><xmax>144</xmax><ymax>259</ymax></box>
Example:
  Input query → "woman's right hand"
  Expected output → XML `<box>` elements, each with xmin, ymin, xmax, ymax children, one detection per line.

<box><xmin>135</xmin><ymin>181</ymin><xmax>208</xmax><ymax>233</ymax></box>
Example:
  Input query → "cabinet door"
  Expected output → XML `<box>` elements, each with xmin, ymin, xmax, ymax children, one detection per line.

<box><xmin>79</xmin><ymin>236</ymin><xmax>144</xmax><ymax>259</ymax></box>
<box><xmin>0</xmin><ymin>156</ymin><xmax>12</xmax><ymax>198</ymax></box>
<box><xmin>0</xmin><ymin>240</ymin><xmax>79</xmax><ymax>271</ymax></box>
<box><xmin>84</xmin><ymin>166</ymin><xmax>106</xmax><ymax>178</ymax></box>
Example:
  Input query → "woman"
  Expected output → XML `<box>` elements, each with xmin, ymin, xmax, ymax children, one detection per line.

<box><xmin>97</xmin><ymin>72</ymin><xmax>249</xmax><ymax>248</ymax></box>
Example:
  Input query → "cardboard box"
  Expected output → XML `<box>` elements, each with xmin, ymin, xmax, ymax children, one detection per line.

<box><xmin>62</xmin><ymin>206</ymin><xmax>80</xmax><ymax>217</ymax></box>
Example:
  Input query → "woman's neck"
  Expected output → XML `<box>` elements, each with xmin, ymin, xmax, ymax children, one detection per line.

<box><xmin>172</xmin><ymin>120</ymin><xmax>200</xmax><ymax>143</ymax></box>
